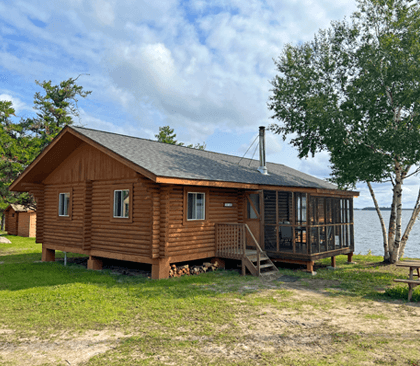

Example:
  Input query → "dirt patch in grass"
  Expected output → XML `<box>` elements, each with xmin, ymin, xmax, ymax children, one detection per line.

<box><xmin>2</xmin><ymin>250</ymin><xmax>420</xmax><ymax>365</ymax></box>
<box><xmin>0</xmin><ymin>330</ymin><xmax>131</xmax><ymax>365</ymax></box>
<box><xmin>1</xmin><ymin>286</ymin><xmax>420</xmax><ymax>365</ymax></box>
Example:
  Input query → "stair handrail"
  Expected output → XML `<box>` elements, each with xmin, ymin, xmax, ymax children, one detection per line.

<box><xmin>244</xmin><ymin>224</ymin><xmax>263</xmax><ymax>276</ymax></box>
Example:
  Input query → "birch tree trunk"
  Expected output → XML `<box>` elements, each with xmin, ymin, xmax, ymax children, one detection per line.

<box><xmin>367</xmin><ymin>182</ymin><xmax>389</xmax><ymax>260</ymax></box>
<box><xmin>399</xmin><ymin>187</ymin><xmax>420</xmax><ymax>259</ymax></box>
<box><xmin>389</xmin><ymin>165</ymin><xmax>403</xmax><ymax>263</ymax></box>
<box><xmin>387</xmin><ymin>184</ymin><xmax>397</xmax><ymax>261</ymax></box>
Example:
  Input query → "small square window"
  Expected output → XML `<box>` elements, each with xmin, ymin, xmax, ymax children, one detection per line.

<box><xmin>187</xmin><ymin>192</ymin><xmax>205</xmax><ymax>220</ymax></box>
<box><xmin>114</xmin><ymin>190</ymin><xmax>130</xmax><ymax>218</ymax></box>
<box><xmin>59</xmin><ymin>193</ymin><xmax>70</xmax><ymax>216</ymax></box>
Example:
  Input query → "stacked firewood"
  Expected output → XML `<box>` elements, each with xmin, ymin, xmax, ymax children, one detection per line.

<box><xmin>169</xmin><ymin>261</ymin><xmax>220</xmax><ymax>278</ymax></box>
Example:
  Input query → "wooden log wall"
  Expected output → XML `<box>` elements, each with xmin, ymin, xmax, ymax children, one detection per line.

<box><xmin>165</xmin><ymin>186</ymin><xmax>241</xmax><ymax>258</ymax></box>
<box><xmin>43</xmin><ymin>184</ymin><xmax>83</xmax><ymax>250</ymax></box>
<box><xmin>82</xmin><ymin>180</ymin><xmax>92</xmax><ymax>250</ymax></box>
<box><xmin>17</xmin><ymin>212</ymin><xmax>31</xmax><ymax>237</ymax></box>
<box><xmin>89</xmin><ymin>178</ymin><xmax>153</xmax><ymax>257</ymax></box>
<box><xmin>5</xmin><ymin>209</ymin><xmax>17</xmax><ymax>235</ymax></box>
<box><xmin>28</xmin><ymin>185</ymin><xmax>44</xmax><ymax>243</ymax></box>
<box><xmin>159</xmin><ymin>186</ymin><xmax>171</xmax><ymax>258</ymax></box>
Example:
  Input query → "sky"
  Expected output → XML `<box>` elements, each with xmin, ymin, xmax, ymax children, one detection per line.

<box><xmin>0</xmin><ymin>0</ymin><xmax>418</xmax><ymax>208</ymax></box>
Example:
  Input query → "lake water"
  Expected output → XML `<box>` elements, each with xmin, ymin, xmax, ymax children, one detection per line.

<box><xmin>354</xmin><ymin>210</ymin><xmax>420</xmax><ymax>258</ymax></box>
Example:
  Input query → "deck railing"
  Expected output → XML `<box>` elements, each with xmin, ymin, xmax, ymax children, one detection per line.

<box><xmin>215</xmin><ymin>223</ymin><xmax>246</xmax><ymax>260</ymax></box>
<box><xmin>215</xmin><ymin>223</ymin><xmax>264</xmax><ymax>268</ymax></box>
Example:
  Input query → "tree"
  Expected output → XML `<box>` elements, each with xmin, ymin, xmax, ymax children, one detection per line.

<box><xmin>268</xmin><ymin>0</ymin><xmax>420</xmax><ymax>263</ymax></box>
<box><xmin>155</xmin><ymin>125</ymin><xmax>206</xmax><ymax>150</ymax></box>
<box><xmin>0</xmin><ymin>77</ymin><xmax>91</xmax><ymax>228</ymax></box>
<box><xmin>21</xmin><ymin>77</ymin><xmax>92</xmax><ymax>150</ymax></box>
<box><xmin>0</xmin><ymin>100</ymin><xmax>35</xmax><ymax>230</ymax></box>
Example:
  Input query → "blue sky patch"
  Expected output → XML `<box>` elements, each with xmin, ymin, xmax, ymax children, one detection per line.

<box><xmin>29</xmin><ymin>17</ymin><xmax>47</xmax><ymax>29</ymax></box>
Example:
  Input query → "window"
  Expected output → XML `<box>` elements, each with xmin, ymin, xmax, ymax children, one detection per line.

<box><xmin>59</xmin><ymin>193</ymin><xmax>70</xmax><ymax>216</ymax></box>
<box><xmin>113</xmin><ymin>189</ymin><xmax>130</xmax><ymax>218</ymax></box>
<box><xmin>187</xmin><ymin>192</ymin><xmax>205</xmax><ymax>220</ymax></box>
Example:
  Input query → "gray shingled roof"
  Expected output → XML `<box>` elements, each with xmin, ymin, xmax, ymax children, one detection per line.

<box><xmin>72</xmin><ymin>126</ymin><xmax>337</xmax><ymax>190</ymax></box>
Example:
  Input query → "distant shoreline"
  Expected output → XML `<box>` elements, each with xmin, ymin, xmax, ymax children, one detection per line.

<box><xmin>355</xmin><ymin>208</ymin><xmax>415</xmax><ymax>211</ymax></box>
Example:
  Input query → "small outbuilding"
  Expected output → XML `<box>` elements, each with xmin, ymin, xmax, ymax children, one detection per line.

<box><xmin>4</xmin><ymin>204</ymin><xmax>36</xmax><ymax>237</ymax></box>
<box><xmin>9</xmin><ymin>126</ymin><xmax>358</xmax><ymax>278</ymax></box>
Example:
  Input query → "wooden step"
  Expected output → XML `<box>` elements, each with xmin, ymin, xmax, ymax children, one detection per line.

<box><xmin>259</xmin><ymin>263</ymin><xmax>275</xmax><ymax>269</ymax></box>
<box><xmin>248</xmin><ymin>255</ymin><xmax>269</xmax><ymax>262</ymax></box>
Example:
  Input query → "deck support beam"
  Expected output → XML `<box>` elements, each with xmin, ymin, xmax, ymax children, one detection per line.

<box><xmin>151</xmin><ymin>258</ymin><xmax>171</xmax><ymax>279</ymax></box>
<box><xmin>42</xmin><ymin>246</ymin><xmax>55</xmax><ymax>262</ymax></box>
<box><xmin>331</xmin><ymin>256</ymin><xmax>336</xmax><ymax>268</ymax></box>
<box><xmin>87</xmin><ymin>256</ymin><xmax>103</xmax><ymax>270</ymax></box>
<box><xmin>306</xmin><ymin>260</ymin><xmax>314</xmax><ymax>273</ymax></box>
<box><xmin>347</xmin><ymin>252</ymin><xmax>354</xmax><ymax>263</ymax></box>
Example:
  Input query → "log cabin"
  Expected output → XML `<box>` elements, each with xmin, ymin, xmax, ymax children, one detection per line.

<box><xmin>10</xmin><ymin>126</ymin><xmax>358</xmax><ymax>278</ymax></box>
<box><xmin>4</xmin><ymin>204</ymin><xmax>36</xmax><ymax>237</ymax></box>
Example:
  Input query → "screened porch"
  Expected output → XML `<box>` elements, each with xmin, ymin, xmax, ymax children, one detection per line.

<box><xmin>262</xmin><ymin>190</ymin><xmax>354</xmax><ymax>260</ymax></box>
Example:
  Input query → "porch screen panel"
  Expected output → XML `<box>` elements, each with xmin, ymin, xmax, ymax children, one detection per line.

<box><xmin>295</xmin><ymin>227</ymin><xmax>307</xmax><ymax>254</ymax></box>
<box><xmin>278</xmin><ymin>192</ymin><xmax>291</xmax><ymax>223</ymax></box>
<box><xmin>311</xmin><ymin>227</ymin><xmax>320</xmax><ymax>253</ymax></box>
<box><xmin>279</xmin><ymin>226</ymin><xmax>293</xmax><ymax>252</ymax></box>
<box><xmin>264</xmin><ymin>225</ymin><xmax>277</xmax><ymax>251</ymax></box>
<box><xmin>264</xmin><ymin>191</ymin><xmax>276</xmax><ymax>224</ymax></box>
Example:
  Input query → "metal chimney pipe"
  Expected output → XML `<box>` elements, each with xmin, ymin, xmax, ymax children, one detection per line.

<box><xmin>258</xmin><ymin>126</ymin><xmax>268</xmax><ymax>175</ymax></box>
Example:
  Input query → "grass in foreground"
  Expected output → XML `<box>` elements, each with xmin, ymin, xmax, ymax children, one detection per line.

<box><xmin>1</xmin><ymin>235</ymin><xmax>420</xmax><ymax>366</ymax></box>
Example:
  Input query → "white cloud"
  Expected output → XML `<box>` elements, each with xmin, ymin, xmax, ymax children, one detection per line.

<box><xmin>0</xmin><ymin>93</ymin><xmax>29</xmax><ymax>113</ymax></box>
<box><xmin>91</xmin><ymin>0</ymin><xmax>115</xmax><ymax>26</ymax></box>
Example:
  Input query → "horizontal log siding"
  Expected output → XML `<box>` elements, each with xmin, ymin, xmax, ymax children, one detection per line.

<box><xmin>17</xmin><ymin>212</ymin><xmax>31</xmax><ymax>237</ymax></box>
<box><xmin>166</xmin><ymin>187</ymin><xmax>240</xmax><ymax>257</ymax></box>
<box><xmin>89</xmin><ymin>179</ymin><xmax>153</xmax><ymax>257</ymax></box>
<box><xmin>29</xmin><ymin>185</ymin><xmax>44</xmax><ymax>243</ymax></box>
<box><xmin>43</xmin><ymin>185</ymin><xmax>83</xmax><ymax>248</ymax></box>
<box><xmin>5</xmin><ymin>209</ymin><xmax>17</xmax><ymax>235</ymax></box>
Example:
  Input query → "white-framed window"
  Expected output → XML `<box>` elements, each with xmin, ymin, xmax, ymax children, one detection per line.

<box><xmin>59</xmin><ymin>193</ymin><xmax>70</xmax><ymax>217</ymax></box>
<box><xmin>113</xmin><ymin>189</ymin><xmax>130</xmax><ymax>218</ymax></box>
<box><xmin>187</xmin><ymin>192</ymin><xmax>205</xmax><ymax>220</ymax></box>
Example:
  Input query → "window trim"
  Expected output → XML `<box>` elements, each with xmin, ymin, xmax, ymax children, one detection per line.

<box><xmin>57</xmin><ymin>188</ymin><xmax>72</xmax><ymax>220</ymax></box>
<box><xmin>183</xmin><ymin>187</ymin><xmax>209</xmax><ymax>225</ymax></box>
<box><xmin>110</xmin><ymin>183</ymin><xmax>133</xmax><ymax>223</ymax></box>
<box><xmin>113</xmin><ymin>189</ymin><xmax>130</xmax><ymax>218</ymax></box>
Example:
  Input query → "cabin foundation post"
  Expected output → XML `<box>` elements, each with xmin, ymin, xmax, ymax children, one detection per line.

<box><xmin>306</xmin><ymin>261</ymin><xmax>314</xmax><ymax>273</ymax></box>
<box><xmin>42</xmin><ymin>246</ymin><xmax>55</xmax><ymax>262</ymax></box>
<box><xmin>347</xmin><ymin>252</ymin><xmax>354</xmax><ymax>263</ymax></box>
<box><xmin>151</xmin><ymin>258</ymin><xmax>171</xmax><ymax>279</ymax></box>
<box><xmin>87</xmin><ymin>256</ymin><xmax>103</xmax><ymax>270</ymax></box>
<box><xmin>331</xmin><ymin>256</ymin><xmax>336</xmax><ymax>268</ymax></box>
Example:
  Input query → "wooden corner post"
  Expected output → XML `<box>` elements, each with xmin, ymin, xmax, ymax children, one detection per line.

<box><xmin>87</xmin><ymin>256</ymin><xmax>103</xmax><ymax>270</ymax></box>
<box><xmin>42</xmin><ymin>246</ymin><xmax>55</xmax><ymax>262</ymax></box>
<box><xmin>151</xmin><ymin>258</ymin><xmax>171</xmax><ymax>279</ymax></box>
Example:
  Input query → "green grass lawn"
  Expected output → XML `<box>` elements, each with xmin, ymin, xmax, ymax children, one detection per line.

<box><xmin>1</xmin><ymin>235</ymin><xmax>420</xmax><ymax>366</ymax></box>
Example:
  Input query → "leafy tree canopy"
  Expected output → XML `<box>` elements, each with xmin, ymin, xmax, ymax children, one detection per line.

<box><xmin>0</xmin><ymin>77</ymin><xmax>91</xmax><ymax>221</ymax></box>
<box><xmin>269</xmin><ymin>0</ymin><xmax>420</xmax><ymax>188</ymax></box>
<box><xmin>268</xmin><ymin>0</ymin><xmax>420</xmax><ymax>262</ymax></box>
